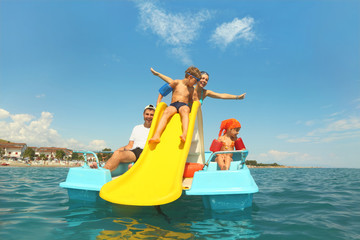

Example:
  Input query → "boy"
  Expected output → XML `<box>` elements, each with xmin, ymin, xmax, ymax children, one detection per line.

<box><xmin>149</xmin><ymin>66</ymin><xmax>202</xmax><ymax>143</ymax></box>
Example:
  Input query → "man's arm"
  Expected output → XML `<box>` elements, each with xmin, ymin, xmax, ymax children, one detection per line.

<box><xmin>119</xmin><ymin>141</ymin><xmax>134</xmax><ymax>151</ymax></box>
<box><xmin>207</xmin><ymin>90</ymin><xmax>246</xmax><ymax>100</ymax></box>
<box><xmin>151</xmin><ymin>68</ymin><xmax>174</xmax><ymax>84</ymax></box>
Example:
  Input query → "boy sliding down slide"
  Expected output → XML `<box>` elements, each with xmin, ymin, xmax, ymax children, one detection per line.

<box><xmin>149</xmin><ymin>66</ymin><xmax>202</xmax><ymax>143</ymax></box>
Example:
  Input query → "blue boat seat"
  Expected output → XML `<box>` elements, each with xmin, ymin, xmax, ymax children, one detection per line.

<box><xmin>204</xmin><ymin>150</ymin><xmax>248</xmax><ymax>171</ymax></box>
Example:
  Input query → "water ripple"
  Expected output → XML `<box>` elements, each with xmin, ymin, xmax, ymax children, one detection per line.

<box><xmin>1</xmin><ymin>167</ymin><xmax>359</xmax><ymax>239</ymax></box>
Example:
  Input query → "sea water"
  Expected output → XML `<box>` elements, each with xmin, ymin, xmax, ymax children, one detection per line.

<box><xmin>0</xmin><ymin>167</ymin><xmax>359</xmax><ymax>240</ymax></box>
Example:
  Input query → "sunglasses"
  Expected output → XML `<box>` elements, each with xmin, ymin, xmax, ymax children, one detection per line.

<box><xmin>192</xmin><ymin>75</ymin><xmax>201</xmax><ymax>82</ymax></box>
<box><xmin>185</xmin><ymin>71</ymin><xmax>201</xmax><ymax>82</ymax></box>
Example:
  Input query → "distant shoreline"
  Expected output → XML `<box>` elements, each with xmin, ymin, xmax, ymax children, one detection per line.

<box><xmin>1</xmin><ymin>160</ymin><xmax>317</xmax><ymax>169</ymax></box>
<box><xmin>0</xmin><ymin>160</ymin><xmax>81</xmax><ymax>168</ymax></box>
<box><xmin>247</xmin><ymin>165</ymin><xmax>319</xmax><ymax>169</ymax></box>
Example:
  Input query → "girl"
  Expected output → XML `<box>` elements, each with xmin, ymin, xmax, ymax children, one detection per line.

<box><xmin>215</xmin><ymin>118</ymin><xmax>244</xmax><ymax>170</ymax></box>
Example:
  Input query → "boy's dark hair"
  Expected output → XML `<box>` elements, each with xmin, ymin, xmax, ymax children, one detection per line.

<box><xmin>185</xmin><ymin>66</ymin><xmax>201</xmax><ymax>79</ymax></box>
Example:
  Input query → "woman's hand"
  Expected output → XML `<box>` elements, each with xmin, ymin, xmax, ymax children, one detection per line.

<box><xmin>237</xmin><ymin>93</ymin><xmax>246</xmax><ymax>100</ymax></box>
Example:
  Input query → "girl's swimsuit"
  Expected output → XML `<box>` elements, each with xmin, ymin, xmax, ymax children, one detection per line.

<box><xmin>221</xmin><ymin>141</ymin><xmax>235</xmax><ymax>150</ymax></box>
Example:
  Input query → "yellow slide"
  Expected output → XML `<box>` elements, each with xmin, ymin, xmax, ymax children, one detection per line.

<box><xmin>100</xmin><ymin>101</ymin><xmax>200</xmax><ymax>206</ymax></box>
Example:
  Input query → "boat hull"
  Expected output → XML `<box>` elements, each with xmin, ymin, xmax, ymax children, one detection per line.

<box><xmin>60</xmin><ymin>151</ymin><xmax>258</xmax><ymax>211</ymax></box>
<box><xmin>185</xmin><ymin>151</ymin><xmax>258</xmax><ymax>210</ymax></box>
<box><xmin>60</xmin><ymin>166</ymin><xmax>112</xmax><ymax>201</ymax></box>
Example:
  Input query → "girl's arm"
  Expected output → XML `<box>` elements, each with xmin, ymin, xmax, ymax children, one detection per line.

<box><xmin>206</xmin><ymin>89</ymin><xmax>246</xmax><ymax>100</ymax></box>
<box><xmin>150</xmin><ymin>68</ymin><xmax>174</xmax><ymax>84</ymax></box>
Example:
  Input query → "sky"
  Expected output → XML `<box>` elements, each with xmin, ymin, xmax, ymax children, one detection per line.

<box><xmin>1</xmin><ymin>0</ymin><xmax>359</xmax><ymax>168</ymax></box>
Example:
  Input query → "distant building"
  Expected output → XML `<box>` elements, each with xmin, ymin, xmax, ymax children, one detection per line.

<box><xmin>34</xmin><ymin>147</ymin><xmax>73</xmax><ymax>160</ymax></box>
<box><xmin>72</xmin><ymin>151</ymin><xmax>96</xmax><ymax>161</ymax></box>
<box><xmin>0</xmin><ymin>143</ymin><xmax>27</xmax><ymax>160</ymax></box>
<box><xmin>0</xmin><ymin>142</ymin><xmax>96</xmax><ymax>161</ymax></box>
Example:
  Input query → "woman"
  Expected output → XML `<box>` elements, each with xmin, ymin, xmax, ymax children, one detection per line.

<box><xmin>195</xmin><ymin>71</ymin><xmax>246</xmax><ymax>104</ymax></box>
<box><xmin>151</xmin><ymin>68</ymin><xmax>246</xmax><ymax>105</ymax></box>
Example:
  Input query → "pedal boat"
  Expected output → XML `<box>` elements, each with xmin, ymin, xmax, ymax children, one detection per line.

<box><xmin>60</xmin><ymin>150</ymin><xmax>258</xmax><ymax>210</ymax></box>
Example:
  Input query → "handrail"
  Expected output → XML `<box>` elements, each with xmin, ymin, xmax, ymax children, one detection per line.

<box><xmin>73</xmin><ymin>150</ymin><xmax>115</xmax><ymax>168</ymax></box>
<box><xmin>204</xmin><ymin>150</ymin><xmax>249</xmax><ymax>168</ymax></box>
<box><xmin>73</xmin><ymin>150</ymin><xmax>103</xmax><ymax>168</ymax></box>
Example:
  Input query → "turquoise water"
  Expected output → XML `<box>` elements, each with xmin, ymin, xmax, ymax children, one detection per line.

<box><xmin>0</xmin><ymin>167</ymin><xmax>359</xmax><ymax>240</ymax></box>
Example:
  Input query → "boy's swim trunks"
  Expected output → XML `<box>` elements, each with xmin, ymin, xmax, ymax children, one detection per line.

<box><xmin>170</xmin><ymin>101</ymin><xmax>188</xmax><ymax>112</ymax></box>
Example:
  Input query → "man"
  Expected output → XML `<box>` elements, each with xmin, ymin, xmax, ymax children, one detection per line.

<box><xmin>92</xmin><ymin>104</ymin><xmax>155</xmax><ymax>171</ymax></box>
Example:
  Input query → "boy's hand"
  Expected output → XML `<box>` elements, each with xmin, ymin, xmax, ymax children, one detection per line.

<box><xmin>150</xmin><ymin>68</ymin><xmax>159</xmax><ymax>76</ymax></box>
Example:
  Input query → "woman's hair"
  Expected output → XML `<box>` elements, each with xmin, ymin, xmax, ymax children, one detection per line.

<box><xmin>201</xmin><ymin>71</ymin><xmax>209</xmax><ymax>78</ymax></box>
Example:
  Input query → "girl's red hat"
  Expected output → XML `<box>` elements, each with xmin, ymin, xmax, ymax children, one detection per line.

<box><xmin>219</xmin><ymin>118</ymin><xmax>241</xmax><ymax>137</ymax></box>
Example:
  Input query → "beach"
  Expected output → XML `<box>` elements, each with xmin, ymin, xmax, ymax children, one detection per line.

<box><xmin>0</xmin><ymin>159</ymin><xmax>84</xmax><ymax>168</ymax></box>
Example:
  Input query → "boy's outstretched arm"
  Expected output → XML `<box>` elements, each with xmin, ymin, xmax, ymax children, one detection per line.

<box><xmin>150</xmin><ymin>68</ymin><xmax>174</xmax><ymax>84</ymax></box>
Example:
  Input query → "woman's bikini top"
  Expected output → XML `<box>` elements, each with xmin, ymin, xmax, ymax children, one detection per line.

<box><xmin>199</xmin><ymin>89</ymin><xmax>204</xmax><ymax>105</ymax></box>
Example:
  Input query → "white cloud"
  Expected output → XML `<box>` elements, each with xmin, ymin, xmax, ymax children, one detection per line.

<box><xmin>268</xmin><ymin>150</ymin><xmax>308</xmax><ymax>160</ymax></box>
<box><xmin>136</xmin><ymin>1</ymin><xmax>211</xmax><ymax>64</ymax></box>
<box><xmin>276</xmin><ymin>134</ymin><xmax>289</xmax><ymax>140</ymax></box>
<box><xmin>257</xmin><ymin>150</ymin><xmax>320</xmax><ymax>166</ymax></box>
<box><xmin>36</xmin><ymin>94</ymin><xmax>46</xmax><ymax>98</ymax></box>
<box><xmin>322</xmin><ymin>104</ymin><xmax>333</xmax><ymax>109</ymax></box>
<box><xmin>287</xmin><ymin>137</ymin><xmax>312</xmax><ymax>143</ymax></box>
<box><xmin>308</xmin><ymin>117</ymin><xmax>360</xmax><ymax>135</ymax></box>
<box><xmin>287</xmin><ymin>116</ymin><xmax>360</xmax><ymax>144</ymax></box>
<box><xmin>329</xmin><ymin>111</ymin><xmax>343</xmax><ymax>117</ymax></box>
<box><xmin>0</xmin><ymin>108</ymin><xmax>107</xmax><ymax>150</ymax></box>
<box><xmin>88</xmin><ymin>140</ymin><xmax>107</xmax><ymax>151</ymax></box>
<box><xmin>255</xmin><ymin>149</ymin><xmax>352</xmax><ymax>168</ymax></box>
<box><xmin>210</xmin><ymin>17</ymin><xmax>255</xmax><ymax>49</ymax></box>
<box><xmin>171</xmin><ymin>47</ymin><xmax>192</xmax><ymax>65</ymax></box>
<box><xmin>354</xmin><ymin>98</ymin><xmax>360</xmax><ymax>109</ymax></box>
<box><xmin>305</xmin><ymin>120</ymin><xmax>315</xmax><ymax>126</ymax></box>
<box><xmin>11</xmin><ymin>113</ymin><xmax>35</xmax><ymax>123</ymax></box>
<box><xmin>0</xmin><ymin>109</ymin><xmax>10</xmax><ymax>119</ymax></box>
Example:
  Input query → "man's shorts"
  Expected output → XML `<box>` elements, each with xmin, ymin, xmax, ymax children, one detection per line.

<box><xmin>130</xmin><ymin>147</ymin><xmax>143</xmax><ymax>163</ymax></box>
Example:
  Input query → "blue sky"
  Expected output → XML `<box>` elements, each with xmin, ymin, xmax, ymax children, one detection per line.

<box><xmin>1</xmin><ymin>0</ymin><xmax>359</xmax><ymax>168</ymax></box>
